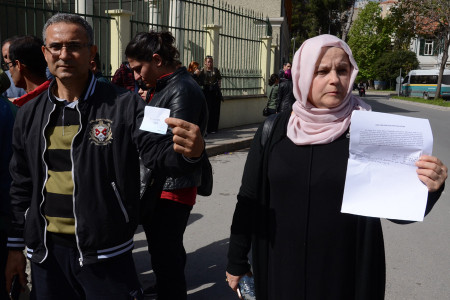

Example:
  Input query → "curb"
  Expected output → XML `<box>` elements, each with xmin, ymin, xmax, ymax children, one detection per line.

<box><xmin>205</xmin><ymin>137</ymin><xmax>253</xmax><ymax>157</ymax></box>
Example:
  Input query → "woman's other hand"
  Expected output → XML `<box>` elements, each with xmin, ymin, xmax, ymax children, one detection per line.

<box><xmin>416</xmin><ymin>155</ymin><xmax>448</xmax><ymax>192</ymax></box>
<box><xmin>226</xmin><ymin>271</ymin><xmax>242</xmax><ymax>292</ymax></box>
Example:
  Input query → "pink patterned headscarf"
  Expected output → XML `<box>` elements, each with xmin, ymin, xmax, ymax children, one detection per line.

<box><xmin>287</xmin><ymin>34</ymin><xmax>370</xmax><ymax>145</ymax></box>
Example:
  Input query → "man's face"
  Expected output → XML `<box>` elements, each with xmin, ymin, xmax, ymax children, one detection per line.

<box><xmin>284</xmin><ymin>63</ymin><xmax>291</xmax><ymax>71</ymax></box>
<box><xmin>42</xmin><ymin>22</ymin><xmax>96</xmax><ymax>82</ymax></box>
<box><xmin>2</xmin><ymin>42</ymin><xmax>10</xmax><ymax>63</ymax></box>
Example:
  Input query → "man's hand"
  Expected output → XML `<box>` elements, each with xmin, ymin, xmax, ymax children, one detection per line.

<box><xmin>5</xmin><ymin>250</ymin><xmax>27</xmax><ymax>293</ymax></box>
<box><xmin>416</xmin><ymin>155</ymin><xmax>448</xmax><ymax>192</ymax></box>
<box><xmin>165</xmin><ymin>117</ymin><xmax>204</xmax><ymax>158</ymax></box>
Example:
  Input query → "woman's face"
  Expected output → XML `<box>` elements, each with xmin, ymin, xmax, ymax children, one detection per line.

<box><xmin>307</xmin><ymin>47</ymin><xmax>351</xmax><ymax>109</ymax></box>
<box><xmin>206</xmin><ymin>58</ymin><xmax>213</xmax><ymax>69</ymax></box>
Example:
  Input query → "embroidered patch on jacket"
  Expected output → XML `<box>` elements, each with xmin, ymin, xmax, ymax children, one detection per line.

<box><xmin>89</xmin><ymin>119</ymin><xmax>113</xmax><ymax>145</ymax></box>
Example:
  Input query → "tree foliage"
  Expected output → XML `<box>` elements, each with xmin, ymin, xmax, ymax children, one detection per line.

<box><xmin>374</xmin><ymin>50</ymin><xmax>419</xmax><ymax>85</ymax></box>
<box><xmin>394</xmin><ymin>0</ymin><xmax>450</xmax><ymax>99</ymax></box>
<box><xmin>347</xmin><ymin>1</ymin><xmax>392</xmax><ymax>82</ymax></box>
<box><xmin>291</xmin><ymin>0</ymin><xmax>355</xmax><ymax>56</ymax></box>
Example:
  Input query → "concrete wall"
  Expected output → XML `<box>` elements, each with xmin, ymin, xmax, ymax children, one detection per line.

<box><xmin>219</xmin><ymin>96</ymin><xmax>267</xmax><ymax>129</ymax></box>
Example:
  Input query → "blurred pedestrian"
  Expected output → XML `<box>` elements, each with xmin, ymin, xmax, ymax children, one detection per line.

<box><xmin>90</xmin><ymin>52</ymin><xmax>110</xmax><ymax>84</ymax></box>
<box><xmin>199</xmin><ymin>55</ymin><xmax>222</xmax><ymax>133</ymax></box>
<box><xmin>187</xmin><ymin>61</ymin><xmax>201</xmax><ymax>84</ymax></box>
<box><xmin>111</xmin><ymin>61</ymin><xmax>137</xmax><ymax>92</ymax></box>
<box><xmin>265</xmin><ymin>73</ymin><xmax>279</xmax><ymax>116</ymax></box>
<box><xmin>278</xmin><ymin>61</ymin><xmax>291</xmax><ymax>81</ymax></box>
<box><xmin>276</xmin><ymin>69</ymin><xmax>295</xmax><ymax>113</ymax></box>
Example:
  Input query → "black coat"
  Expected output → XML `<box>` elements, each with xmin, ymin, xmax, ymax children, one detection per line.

<box><xmin>276</xmin><ymin>80</ymin><xmax>295</xmax><ymax>113</ymax></box>
<box><xmin>227</xmin><ymin>110</ymin><xmax>443</xmax><ymax>300</ymax></box>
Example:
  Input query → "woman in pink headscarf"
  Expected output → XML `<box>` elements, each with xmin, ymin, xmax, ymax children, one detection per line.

<box><xmin>225</xmin><ymin>35</ymin><xmax>447</xmax><ymax>300</ymax></box>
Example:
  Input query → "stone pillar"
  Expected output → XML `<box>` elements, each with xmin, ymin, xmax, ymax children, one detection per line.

<box><xmin>259</xmin><ymin>36</ymin><xmax>272</xmax><ymax>94</ymax></box>
<box><xmin>270</xmin><ymin>44</ymin><xmax>277</xmax><ymax>76</ymax></box>
<box><xmin>203</xmin><ymin>24</ymin><xmax>222</xmax><ymax>61</ymax></box>
<box><xmin>105</xmin><ymin>9</ymin><xmax>134</xmax><ymax>74</ymax></box>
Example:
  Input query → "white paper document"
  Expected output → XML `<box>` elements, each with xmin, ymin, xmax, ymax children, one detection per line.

<box><xmin>139</xmin><ymin>106</ymin><xmax>171</xmax><ymax>134</ymax></box>
<box><xmin>341</xmin><ymin>110</ymin><xmax>433</xmax><ymax>221</ymax></box>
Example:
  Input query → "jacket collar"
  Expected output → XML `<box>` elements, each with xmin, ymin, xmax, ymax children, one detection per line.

<box><xmin>154</xmin><ymin>67</ymin><xmax>187</xmax><ymax>92</ymax></box>
<box><xmin>47</xmin><ymin>72</ymin><xmax>97</xmax><ymax>104</ymax></box>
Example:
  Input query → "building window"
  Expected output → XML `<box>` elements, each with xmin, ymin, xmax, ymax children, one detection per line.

<box><xmin>424</xmin><ymin>40</ymin><xmax>433</xmax><ymax>55</ymax></box>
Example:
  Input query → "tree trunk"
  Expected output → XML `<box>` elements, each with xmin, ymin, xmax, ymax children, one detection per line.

<box><xmin>435</xmin><ymin>31</ymin><xmax>449</xmax><ymax>100</ymax></box>
<box><xmin>342</xmin><ymin>0</ymin><xmax>356</xmax><ymax>42</ymax></box>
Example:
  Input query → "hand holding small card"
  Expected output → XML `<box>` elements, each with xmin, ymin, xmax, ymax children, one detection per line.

<box><xmin>140</xmin><ymin>106</ymin><xmax>171</xmax><ymax>134</ymax></box>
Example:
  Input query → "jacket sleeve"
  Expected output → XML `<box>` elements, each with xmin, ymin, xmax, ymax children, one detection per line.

<box><xmin>130</xmin><ymin>94</ymin><xmax>203</xmax><ymax>179</ymax></box>
<box><xmin>227</xmin><ymin>124</ymin><xmax>265</xmax><ymax>276</ymax></box>
<box><xmin>7</xmin><ymin>109</ymin><xmax>32</xmax><ymax>249</ymax></box>
<box><xmin>0</xmin><ymin>99</ymin><xmax>14</xmax><ymax>234</ymax></box>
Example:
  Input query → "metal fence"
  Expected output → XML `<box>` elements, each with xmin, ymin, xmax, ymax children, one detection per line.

<box><xmin>0</xmin><ymin>0</ymin><xmax>271</xmax><ymax>96</ymax></box>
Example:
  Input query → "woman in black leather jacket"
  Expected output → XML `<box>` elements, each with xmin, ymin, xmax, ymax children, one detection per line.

<box><xmin>276</xmin><ymin>69</ymin><xmax>296</xmax><ymax>113</ymax></box>
<box><xmin>126</xmin><ymin>31</ymin><xmax>208</xmax><ymax>300</ymax></box>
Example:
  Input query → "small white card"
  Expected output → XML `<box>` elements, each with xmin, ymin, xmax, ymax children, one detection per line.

<box><xmin>139</xmin><ymin>106</ymin><xmax>171</xmax><ymax>134</ymax></box>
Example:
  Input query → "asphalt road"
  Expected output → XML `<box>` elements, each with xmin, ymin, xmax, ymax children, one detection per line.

<box><xmin>133</xmin><ymin>94</ymin><xmax>450</xmax><ymax>299</ymax></box>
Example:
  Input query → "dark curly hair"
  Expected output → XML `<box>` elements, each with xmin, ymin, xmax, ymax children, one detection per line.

<box><xmin>268</xmin><ymin>73</ymin><xmax>279</xmax><ymax>86</ymax></box>
<box><xmin>125</xmin><ymin>31</ymin><xmax>180</xmax><ymax>67</ymax></box>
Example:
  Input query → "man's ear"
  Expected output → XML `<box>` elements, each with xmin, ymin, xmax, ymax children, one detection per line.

<box><xmin>90</xmin><ymin>45</ymin><xmax>98</xmax><ymax>61</ymax></box>
<box><xmin>15</xmin><ymin>60</ymin><xmax>24</xmax><ymax>71</ymax></box>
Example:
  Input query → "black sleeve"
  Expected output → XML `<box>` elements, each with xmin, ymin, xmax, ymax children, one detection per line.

<box><xmin>8</xmin><ymin>108</ymin><xmax>32</xmax><ymax>249</ymax></box>
<box><xmin>130</xmin><ymin>94</ymin><xmax>203</xmax><ymax>179</ymax></box>
<box><xmin>227</xmin><ymin>124</ymin><xmax>265</xmax><ymax>276</ymax></box>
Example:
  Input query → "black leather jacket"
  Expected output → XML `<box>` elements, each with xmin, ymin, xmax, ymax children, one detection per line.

<box><xmin>140</xmin><ymin>67</ymin><xmax>208</xmax><ymax>207</ymax></box>
<box><xmin>276</xmin><ymin>79</ymin><xmax>296</xmax><ymax>113</ymax></box>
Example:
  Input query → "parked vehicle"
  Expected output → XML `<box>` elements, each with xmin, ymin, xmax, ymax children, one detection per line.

<box><xmin>401</xmin><ymin>69</ymin><xmax>450</xmax><ymax>99</ymax></box>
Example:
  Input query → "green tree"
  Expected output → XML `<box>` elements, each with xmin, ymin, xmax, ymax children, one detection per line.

<box><xmin>347</xmin><ymin>1</ymin><xmax>392</xmax><ymax>82</ymax></box>
<box><xmin>396</xmin><ymin>0</ymin><xmax>450</xmax><ymax>99</ymax></box>
<box><xmin>374</xmin><ymin>50</ymin><xmax>419</xmax><ymax>87</ymax></box>
<box><xmin>291</xmin><ymin>0</ymin><xmax>355</xmax><ymax>57</ymax></box>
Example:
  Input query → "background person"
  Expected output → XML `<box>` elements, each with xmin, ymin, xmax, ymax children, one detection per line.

<box><xmin>265</xmin><ymin>73</ymin><xmax>279</xmax><ymax>116</ymax></box>
<box><xmin>225</xmin><ymin>34</ymin><xmax>447</xmax><ymax>300</ymax></box>
<box><xmin>187</xmin><ymin>60</ymin><xmax>201</xmax><ymax>84</ymax></box>
<box><xmin>199</xmin><ymin>56</ymin><xmax>222</xmax><ymax>134</ymax></box>
<box><xmin>7</xmin><ymin>35</ymin><xmax>51</xmax><ymax>107</ymax></box>
<box><xmin>125</xmin><ymin>31</ymin><xmax>208</xmax><ymax>300</ymax></box>
<box><xmin>278</xmin><ymin>61</ymin><xmax>291</xmax><ymax>81</ymax></box>
<box><xmin>276</xmin><ymin>68</ymin><xmax>295</xmax><ymax>113</ymax></box>
<box><xmin>1</xmin><ymin>37</ymin><xmax>26</xmax><ymax>100</ymax></box>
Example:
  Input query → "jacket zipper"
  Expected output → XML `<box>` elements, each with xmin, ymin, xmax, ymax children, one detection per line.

<box><xmin>73</xmin><ymin>104</ymin><xmax>84</xmax><ymax>266</ymax></box>
<box><xmin>111</xmin><ymin>182</ymin><xmax>130</xmax><ymax>223</ymax></box>
<box><xmin>39</xmin><ymin>103</ymin><xmax>57</xmax><ymax>264</ymax></box>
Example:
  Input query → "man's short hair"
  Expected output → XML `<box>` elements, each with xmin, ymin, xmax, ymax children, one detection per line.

<box><xmin>42</xmin><ymin>13</ymin><xmax>94</xmax><ymax>46</ymax></box>
<box><xmin>9</xmin><ymin>35</ymin><xmax>47</xmax><ymax>78</ymax></box>
<box><xmin>125</xmin><ymin>31</ymin><xmax>179</xmax><ymax>67</ymax></box>
<box><xmin>283</xmin><ymin>62</ymin><xmax>291</xmax><ymax>67</ymax></box>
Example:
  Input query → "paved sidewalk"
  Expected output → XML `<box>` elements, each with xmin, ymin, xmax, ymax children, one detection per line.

<box><xmin>204</xmin><ymin>123</ymin><xmax>260</xmax><ymax>157</ymax></box>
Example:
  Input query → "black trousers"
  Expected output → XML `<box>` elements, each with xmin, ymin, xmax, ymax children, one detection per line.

<box><xmin>204</xmin><ymin>90</ymin><xmax>221</xmax><ymax>133</ymax></box>
<box><xmin>142</xmin><ymin>198</ymin><xmax>192</xmax><ymax>300</ymax></box>
<box><xmin>30</xmin><ymin>241</ymin><xmax>142</xmax><ymax>300</ymax></box>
